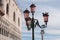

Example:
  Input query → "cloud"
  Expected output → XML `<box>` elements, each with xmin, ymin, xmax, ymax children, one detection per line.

<box><xmin>46</xmin><ymin>29</ymin><xmax>60</xmax><ymax>35</ymax></box>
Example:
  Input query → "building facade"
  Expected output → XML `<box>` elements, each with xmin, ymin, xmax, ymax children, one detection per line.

<box><xmin>0</xmin><ymin>0</ymin><xmax>22</xmax><ymax>40</ymax></box>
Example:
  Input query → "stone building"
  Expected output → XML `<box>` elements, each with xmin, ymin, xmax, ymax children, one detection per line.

<box><xmin>0</xmin><ymin>0</ymin><xmax>22</xmax><ymax>40</ymax></box>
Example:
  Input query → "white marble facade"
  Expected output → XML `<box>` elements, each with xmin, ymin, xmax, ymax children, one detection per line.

<box><xmin>0</xmin><ymin>0</ymin><xmax>22</xmax><ymax>40</ymax></box>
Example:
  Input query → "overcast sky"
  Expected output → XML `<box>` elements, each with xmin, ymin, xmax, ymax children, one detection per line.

<box><xmin>16</xmin><ymin>0</ymin><xmax>60</xmax><ymax>40</ymax></box>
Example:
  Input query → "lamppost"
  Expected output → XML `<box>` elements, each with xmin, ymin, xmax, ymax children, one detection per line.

<box><xmin>23</xmin><ymin>4</ymin><xmax>49</xmax><ymax>40</ymax></box>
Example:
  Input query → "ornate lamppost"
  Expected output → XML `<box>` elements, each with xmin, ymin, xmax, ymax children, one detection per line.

<box><xmin>23</xmin><ymin>4</ymin><xmax>49</xmax><ymax>40</ymax></box>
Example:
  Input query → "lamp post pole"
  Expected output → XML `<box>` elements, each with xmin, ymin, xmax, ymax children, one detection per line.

<box><xmin>32</xmin><ymin>25</ymin><xmax>34</xmax><ymax>40</ymax></box>
<box><xmin>31</xmin><ymin>13</ymin><xmax>34</xmax><ymax>40</ymax></box>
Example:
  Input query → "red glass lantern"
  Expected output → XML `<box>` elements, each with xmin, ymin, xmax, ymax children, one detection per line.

<box><xmin>30</xmin><ymin>4</ymin><xmax>36</xmax><ymax>13</ymax></box>
<box><xmin>23</xmin><ymin>9</ymin><xmax>31</xmax><ymax>30</ymax></box>
<box><xmin>43</xmin><ymin>12</ymin><xmax>49</xmax><ymax>23</ymax></box>
<box><xmin>24</xmin><ymin>13</ymin><xmax>29</xmax><ymax>18</ymax></box>
<box><xmin>23</xmin><ymin>9</ymin><xmax>30</xmax><ymax>21</ymax></box>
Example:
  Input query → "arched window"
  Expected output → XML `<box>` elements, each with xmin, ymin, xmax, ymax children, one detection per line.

<box><xmin>18</xmin><ymin>18</ymin><xmax>20</xmax><ymax>26</ymax></box>
<box><xmin>6</xmin><ymin>3</ymin><xmax>9</xmax><ymax>15</ymax></box>
<box><xmin>13</xmin><ymin>12</ymin><xmax>15</xmax><ymax>21</ymax></box>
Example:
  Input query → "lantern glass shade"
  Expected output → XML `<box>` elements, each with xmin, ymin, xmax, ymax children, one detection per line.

<box><xmin>30</xmin><ymin>4</ymin><xmax>36</xmax><ymax>13</ymax></box>
<box><xmin>23</xmin><ymin>9</ymin><xmax>30</xmax><ymax>19</ymax></box>
<box><xmin>24</xmin><ymin>13</ymin><xmax>29</xmax><ymax>18</ymax></box>
<box><xmin>43</xmin><ymin>13</ymin><xmax>49</xmax><ymax>22</ymax></box>
<box><xmin>30</xmin><ymin>7</ymin><xmax>36</xmax><ymax>13</ymax></box>
<box><xmin>44</xmin><ymin>16</ymin><xmax>48</xmax><ymax>22</ymax></box>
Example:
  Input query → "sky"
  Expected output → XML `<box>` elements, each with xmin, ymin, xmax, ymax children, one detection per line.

<box><xmin>16</xmin><ymin>0</ymin><xmax>60</xmax><ymax>40</ymax></box>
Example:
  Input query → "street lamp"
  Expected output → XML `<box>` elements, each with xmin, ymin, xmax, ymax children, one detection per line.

<box><xmin>23</xmin><ymin>9</ymin><xmax>31</xmax><ymax>30</ymax></box>
<box><xmin>24</xmin><ymin>9</ymin><xmax>30</xmax><ymax>19</ymax></box>
<box><xmin>23</xmin><ymin>4</ymin><xmax>49</xmax><ymax>40</ymax></box>
<box><xmin>30</xmin><ymin>4</ymin><xmax>36</xmax><ymax>14</ymax></box>
<box><xmin>43</xmin><ymin>12</ymin><xmax>49</xmax><ymax>25</ymax></box>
